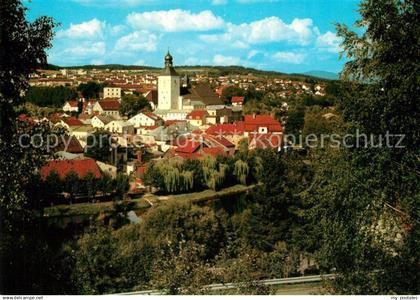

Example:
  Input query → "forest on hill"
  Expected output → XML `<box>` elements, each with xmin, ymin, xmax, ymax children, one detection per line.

<box><xmin>45</xmin><ymin>63</ymin><xmax>333</xmax><ymax>81</ymax></box>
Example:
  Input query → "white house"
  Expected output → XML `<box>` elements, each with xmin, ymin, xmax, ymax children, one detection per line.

<box><xmin>128</xmin><ymin>112</ymin><xmax>161</xmax><ymax>128</ymax></box>
<box><xmin>62</xmin><ymin>100</ymin><xmax>79</xmax><ymax>112</ymax></box>
<box><xmin>103</xmin><ymin>87</ymin><xmax>121</xmax><ymax>99</ymax></box>
<box><xmin>71</xmin><ymin>125</ymin><xmax>95</xmax><ymax>148</ymax></box>
<box><xmin>231</xmin><ymin>96</ymin><xmax>244</xmax><ymax>107</ymax></box>
<box><xmin>104</xmin><ymin>120</ymin><xmax>134</xmax><ymax>134</ymax></box>
<box><xmin>186</xmin><ymin>110</ymin><xmax>209</xmax><ymax>127</ymax></box>
<box><xmin>91</xmin><ymin>115</ymin><xmax>114</xmax><ymax>128</ymax></box>
<box><xmin>92</xmin><ymin>100</ymin><xmax>121</xmax><ymax>119</ymax></box>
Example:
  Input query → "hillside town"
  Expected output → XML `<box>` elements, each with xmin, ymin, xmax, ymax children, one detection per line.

<box><xmin>19</xmin><ymin>52</ymin><xmax>327</xmax><ymax>202</ymax></box>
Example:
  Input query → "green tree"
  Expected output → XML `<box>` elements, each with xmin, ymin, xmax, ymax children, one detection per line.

<box><xmin>222</xmin><ymin>86</ymin><xmax>245</xmax><ymax>103</ymax></box>
<box><xmin>45</xmin><ymin>170</ymin><xmax>62</xmax><ymax>203</ymax></box>
<box><xmin>85</xmin><ymin>130</ymin><xmax>113</xmax><ymax>163</ymax></box>
<box><xmin>119</xmin><ymin>94</ymin><xmax>151</xmax><ymax>118</ymax></box>
<box><xmin>309</xmin><ymin>0</ymin><xmax>420</xmax><ymax>294</ymax></box>
<box><xmin>82</xmin><ymin>172</ymin><xmax>98</xmax><ymax>200</ymax></box>
<box><xmin>151</xmin><ymin>241</ymin><xmax>214</xmax><ymax>295</ymax></box>
<box><xmin>68</xmin><ymin>221</ymin><xmax>149</xmax><ymax>294</ymax></box>
<box><xmin>24</xmin><ymin>86</ymin><xmax>77</xmax><ymax>107</ymax></box>
<box><xmin>285</xmin><ymin>103</ymin><xmax>305</xmax><ymax>135</ymax></box>
<box><xmin>97</xmin><ymin>174</ymin><xmax>114</xmax><ymax>196</ymax></box>
<box><xmin>77</xmin><ymin>81</ymin><xmax>103</xmax><ymax>99</ymax></box>
<box><xmin>64</xmin><ymin>171</ymin><xmax>80</xmax><ymax>201</ymax></box>
<box><xmin>234</xmin><ymin>160</ymin><xmax>249</xmax><ymax>185</ymax></box>
<box><xmin>114</xmin><ymin>173</ymin><xmax>130</xmax><ymax>199</ymax></box>
<box><xmin>0</xmin><ymin>0</ymin><xmax>60</xmax><ymax>294</ymax></box>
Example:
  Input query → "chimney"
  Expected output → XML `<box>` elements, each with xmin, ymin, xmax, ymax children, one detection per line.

<box><xmin>252</xmin><ymin>113</ymin><xmax>256</xmax><ymax>119</ymax></box>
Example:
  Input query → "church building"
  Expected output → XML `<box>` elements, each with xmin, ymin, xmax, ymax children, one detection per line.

<box><xmin>155</xmin><ymin>51</ymin><xmax>224</xmax><ymax>121</ymax></box>
<box><xmin>155</xmin><ymin>51</ymin><xmax>186</xmax><ymax>120</ymax></box>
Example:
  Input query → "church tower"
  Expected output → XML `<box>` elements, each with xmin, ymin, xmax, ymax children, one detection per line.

<box><xmin>158</xmin><ymin>51</ymin><xmax>180</xmax><ymax>110</ymax></box>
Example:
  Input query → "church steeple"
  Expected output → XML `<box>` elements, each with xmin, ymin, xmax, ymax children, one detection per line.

<box><xmin>165</xmin><ymin>51</ymin><xmax>173</xmax><ymax>68</ymax></box>
<box><xmin>158</xmin><ymin>51</ymin><xmax>180</xmax><ymax>111</ymax></box>
<box><xmin>162</xmin><ymin>50</ymin><xmax>178</xmax><ymax>76</ymax></box>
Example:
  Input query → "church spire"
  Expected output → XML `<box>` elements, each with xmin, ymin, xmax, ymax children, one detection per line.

<box><xmin>164</xmin><ymin>50</ymin><xmax>173</xmax><ymax>68</ymax></box>
<box><xmin>161</xmin><ymin>51</ymin><xmax>178</xmax><ymax>76</ymax></box>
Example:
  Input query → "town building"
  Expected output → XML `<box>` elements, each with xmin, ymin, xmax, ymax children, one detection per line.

<box><xmin>92</xmin><ymin>99</ymin><xmax>121</xmax><ymax>118</ymax></box>
<box><xmin>103</xmin><ymin>87</ymin><xmax>122</xmax><ymax>99</ymax></box>
<box><xmin>156</xmin><ymin>51</ymin><xmax>182</xmax><ymax>112</ymax></box>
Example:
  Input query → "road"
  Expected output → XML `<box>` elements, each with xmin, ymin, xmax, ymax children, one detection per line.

<box><xmin>118</xmin><ymin>274</ymin><xmax>335</xmax><ymax>295</ymax></box>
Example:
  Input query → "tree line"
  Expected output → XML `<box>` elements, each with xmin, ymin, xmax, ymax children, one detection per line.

<box><xmin>36</xmin><ymin>171</ymin><xmax>129</xmax><ymax>205</ymax></box>
<box><xmin>142</xmin><ymin>149</ymin><xmax>262</xmax><ymax>194</ymax></box>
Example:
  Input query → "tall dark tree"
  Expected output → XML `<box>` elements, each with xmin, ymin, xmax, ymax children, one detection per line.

<box><xmin>221</xmin><ymin>86</ymin><xmax>245</xmax><ymax>104</ymax></box>
<box><xmin>310</xmin><ymin>0</ymin><xmax>419</xmax><ymax>294</ymax></box>
<box><xmin>119</xmin><ymin>94</ymin><xmax>151</xmax><ymax>118</ymax></box>
<box><xmin>0</xmin><ymin>0</ymin><xmax>62</xmax><ymax>294</ymax></box>
<box><xmin>24</xmin><ymin>86</ymin><xmax>77</xmax><ymax>107</ymax></box>
<box><xmin>85</xmin><ymin>130</ymin><xmax>113</xmax><ymax>163</ymax></box>
<box><xmin>77</xmin><ymin>81</ymin><xmax>103</xmax><ymax>99</ymax></box>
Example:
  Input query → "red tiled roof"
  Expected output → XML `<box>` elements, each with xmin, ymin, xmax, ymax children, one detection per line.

<box><xmin>143</xmin><ymin>90</ymin><xmax>158</xmax><ymax>105</ymax></box>
<box><xmin>63</xmin><ymin>117</ymin><xmax>83</xmax><ymax>127</ymax></box>
<box><xmin>174</xmin><ymin>139</ymin><xmax>201</xmax><ymax>153</ymax></box>
<box><xmin>207</xmin><ymin>135</ymin><xmax>235</xmax><ymax>148</ymax></box>
<box><xmin>98</xmin><ymin>99</ymin><xmax>120</xmax><ymax>111</ymax></box>
<box><xmin>165</xmin><ymin>120</ymin><xmax>186</xmax><ymax>127</ymax></box>
<box><xmin>244</xmin><ymin>115</ymin><xmax>283</xmax><ymax>133</ymax></box>
<box><xmin>187</xmin><ymin>110</ymin><xmax>209</xmax><ymax>120</ymax></box>
<box><xmin>54</xmin><ymin>135</ymin><xmax>84</xmax><ymax>153</ymax></box>
<box><xmin>166</xmin><ymin>145</ymin><xmax>226</xmax><ymax>159</ymax></box>
<box><xmin>205</xmin><ymin>123</ymin><xmax>245</xmax><ymax>135</ymax></box>
<box><xmin>17</xmin><ymin>114</ymin><xmax>35</xmax><ymax>124</ymax></box>
<box><xmin>143</xmin><ymin>112</ymin><xmax>160</xmax><ymax>121</ymax></box>
<box><xmin>202</xmin><ymin>147</ymin><xmax>226</xmax><ymax>156</ymax></box>
<box><xmin>231</xmin><ymin>96</ymin><xmax>245</xmax><ymax>103</ymax></box>
<box><xmin>248</xmin><ymin>133</ymin><xmax>283</xmax><ymax>149</ymax></box>
<box><xmin>40</xmin><ymin>158</ymin><xmax>101</xmax><ymax>180</ymax></box>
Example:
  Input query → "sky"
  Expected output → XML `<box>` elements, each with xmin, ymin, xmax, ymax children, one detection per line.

<box><xmin>25</xmin><ymin>0</ymin><xmax>361</xmax><ymax>74</ymax></box>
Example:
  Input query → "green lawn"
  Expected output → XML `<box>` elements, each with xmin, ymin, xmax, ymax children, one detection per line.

<box><xmin>43</xmin><ymin>198</ymin><xmax>151</xmax><ymax>217</ymax></box>
<box><xmin>43</xmin><ymin>184</ymin><xmax>256</xmax><ymax>218</ymax></box>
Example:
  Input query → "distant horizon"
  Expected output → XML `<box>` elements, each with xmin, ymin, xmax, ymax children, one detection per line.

<box><xmin>46</xmin><ymin>62</ymin><xmax>340</xmax><ymax>79</ymax></box>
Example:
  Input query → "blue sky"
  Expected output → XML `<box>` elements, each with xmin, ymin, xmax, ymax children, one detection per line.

<box><xmin>25</xmin><ymin>0</ymin><xmax>361</xmax><ymax>73</ymax></box>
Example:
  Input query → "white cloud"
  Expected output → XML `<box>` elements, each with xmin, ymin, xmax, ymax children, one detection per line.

<box><xmin>316</xmin><ymin>31</ymin><xmax>342</xmax><ymax>53</ymax></box>
<box><xmin>247</xmin><ymin>50</ymin><xmax>258</xmax><ymax>59</ymax></box>
<box><xmin>273</xmin><ymin>51</ymin><xmax>305</xmax><ymax>64</ymax></box>
<box><xmin>212</xmin><ymin>0</ymin><xmax>228</xmax><ymax>5</ymax></box>
<box><xmin>213</xmin><ymin>54</ymin><xmax>240</xmax><ymax>65</ymax></box>
<box><xmin>109</xmin><ymin>25</ymin><xmax>126</xmax><ymax>36</ymax></box>
<box><xmin>64</xmin><ymin>42</ymin><xmax>106</xmax><ymax>57</ymax></box>
<box><xmin>56</xmin><ymin>18</ymin><xmax>105</xmax><ymax>39</ymax></box>
<box><xmin>127</xmin><ymin>9</ymin><xmax>225</xmax><ymax>32</ymax></box>
<box><xmin>200</xmin><ymin>17</ymin><xmax>316</xmax><ymax>47</ymax></box>
<box><xmin>115</xmin><ymin>31</ymin><xmax>157</xmax><ymax>52</ymax></box>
